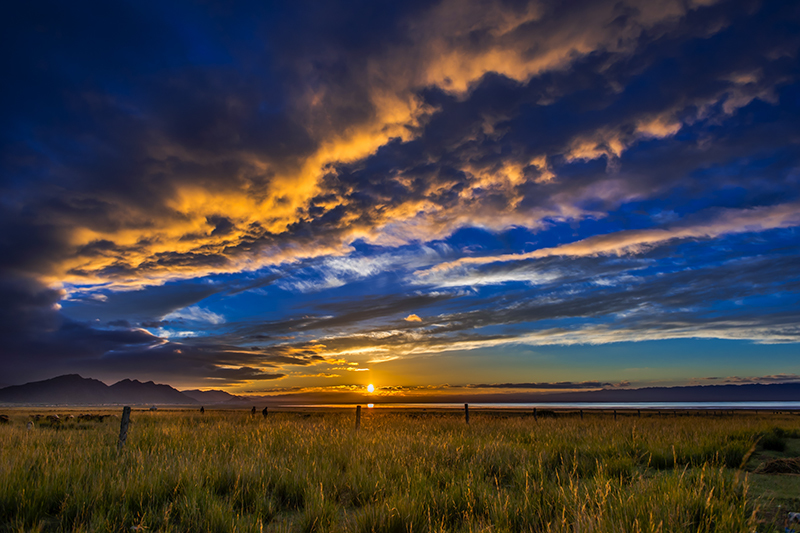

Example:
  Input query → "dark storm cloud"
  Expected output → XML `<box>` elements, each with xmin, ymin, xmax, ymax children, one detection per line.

<box><xmin>91</xmin><ymin>341</ymin><xmax>290</xmax><ymax>385</ymax></box>
<box><xmin>0</xmin><ymin>271</ymin><xmax>303</xmax><ymax>386</ymax></box>
<box><xmin>0</xmin><ymin>0</ymin><xmax>441</xmax><ymax>287</ymax></box>
<box><xmin>0</xmin><ymin>276</ymin><xmax>64</xmax><ymax>337</ymax></box>
<box><xmin>63</xmin><ymin>282</ymin><xmax>223</xmax><ymax>323</ymax></box>
<box><xmin>205</xmin><ymin>366</ymin><xmax>285</xmax><ymax>382</ymax></box>
<box><xmin>0</xmin><ymin>311</ymin><xmax>303</xmax><ymax>386</ymax></box>
<box><xmin>0</xmin><ymin>274</ymin><xmax>163</xmax><ymax>385</ymax></box>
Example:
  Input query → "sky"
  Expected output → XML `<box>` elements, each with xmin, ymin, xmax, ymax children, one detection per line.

<box><xmin>1</xmin><ymin>0</ymin><xmax>799</xmax><ymax>399</ymax></box>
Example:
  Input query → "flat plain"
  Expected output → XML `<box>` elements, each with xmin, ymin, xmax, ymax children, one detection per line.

<box><xmin>0</xmin><ymin>408</ymin><xmax>798</xmax><ymax>532</ymax></box>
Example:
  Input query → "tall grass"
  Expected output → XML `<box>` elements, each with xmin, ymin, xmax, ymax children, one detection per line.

<box><xmin>0</xmin><ymin>409</ymin><xmax>792</xmax><ymax>532</ymax></box>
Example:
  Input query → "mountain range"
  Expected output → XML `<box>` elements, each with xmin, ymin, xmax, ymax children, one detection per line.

<box><xmin>181</xmin><ymin>389</ymin><xmax>245</xmax><ymax>404</ymax></box>
<box><xmin>1</xmin><ymin>374</ymin><xmax>799</xmax><ymax>406</ymax></box>
<box><xmin>0</xmin><ymin>374</ymin><xmax>197</xmax><ymax>406</ymax></box>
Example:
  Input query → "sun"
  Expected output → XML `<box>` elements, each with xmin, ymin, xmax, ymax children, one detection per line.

<box><xmin>367</xmin><ymin>384</ymin><xmax>375</xmax><ymax>393</ymax></box>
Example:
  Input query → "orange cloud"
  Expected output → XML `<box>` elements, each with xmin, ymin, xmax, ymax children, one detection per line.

<box><xmin>44</xmin><ymin>0</ymin><xmax>730</xmax><ymax>295</ymax></box>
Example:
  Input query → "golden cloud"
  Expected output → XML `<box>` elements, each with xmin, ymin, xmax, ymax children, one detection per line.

<box><xmin>45</xmin><ymin>0</ymin><xmax>729</xmax><ymax>293</ymax></box>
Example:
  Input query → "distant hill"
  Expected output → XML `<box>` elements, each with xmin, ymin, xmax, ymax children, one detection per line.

<box><xmin>0</xmin><ymin>374</ymin><xmax>197</xmax><ymax>405</ymax></box>
<box><xmin>434</xmin><ymin>382</ymin><xmax>800</xmax><ymax>404</ymax></box>
<box><xmin>0</xmin><ymin>374</ymin><xmax>113</xmax><ymax>405</ymax></box>
<box><xmin>110</xmin><ymin>379</ymin><xmax>196</xmax><ymax>405</ymax></box>
<box><xmin>539</xmin><ymin>383</ymin><xmax>800</xmax><ymax>403</ymax></box>
<box><xmin>3</xmin><ymin>375</ymin><xmax>799</xmax><ymax>406</ymax></box>
<box><xmin>181</xmin><ymin>389</ymin><xmax>244</xmax><ymax>404</ymax></box>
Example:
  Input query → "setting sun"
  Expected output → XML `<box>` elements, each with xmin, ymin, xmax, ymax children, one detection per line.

<box><xmin>367</xmin><ymin>384</ymin><xmax>375</xmax><ymax>393</ymax></box>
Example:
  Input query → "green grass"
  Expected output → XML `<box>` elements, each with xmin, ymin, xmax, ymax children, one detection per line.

<box><xmin>746</xmin><ymin>435</ymin><xmax>800</xmax><ymax>528</ymax></box>
<box><xmin>0</xmin><ymin>409</ymin><xmax>798</xmax><ymax>532</ymax></box>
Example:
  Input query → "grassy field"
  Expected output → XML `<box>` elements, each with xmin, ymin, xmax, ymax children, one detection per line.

<box><xmin>0</xmin><ymin>408</ymin><xmax>798</xmax><ymax>532</ymax></box>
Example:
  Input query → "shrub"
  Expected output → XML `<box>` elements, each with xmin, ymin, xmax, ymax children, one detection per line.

<box><xmin>761</xmin><ymin>427</ymin><xmax>787</xmax><ymax>452</ymax></box>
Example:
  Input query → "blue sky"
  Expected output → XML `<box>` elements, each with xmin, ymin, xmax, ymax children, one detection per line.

<box><xmin>1</xmin><ymin>0</ymin><xmax>799</xmax><ymax>398</ymax></box>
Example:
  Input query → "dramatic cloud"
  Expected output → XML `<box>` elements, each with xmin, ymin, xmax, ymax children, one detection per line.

<box><xmin>1</xmin><ymin>0</ymin><xmax>798</xmax><ymax>390</ymax></box>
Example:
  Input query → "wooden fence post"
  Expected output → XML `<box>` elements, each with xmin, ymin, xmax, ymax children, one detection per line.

<box><xmin>533</xmin><ymin>408</ymin><xmax>537</xmax><ymax>421</ymax></box>
<box><xmin>613</xmin><ymin>409</ymin><xmax>617</xmax><ymax>421</ymax></box>
<box><xmin>355</xmin><ymin>405</ymin><xmax>361</xmax><ymax>431</ymax></box>
<box><xmin>580</xmin><ymin>409</ymin><xmax>583</xmax><ymax>420</ymax></box>
<box><xmin>118</xmin><ymin>406</ymin><xmax>131</xmax><ymax>449</ymax></box>
<box><xmin>464</xmin><ymin>403</ymin><xmax>470</xmax><ymax>425</ymax></box>
<box><xmin>637</xmin><ymin>409</ymin><xmax>641</xmax><ymax>418</ymax></box>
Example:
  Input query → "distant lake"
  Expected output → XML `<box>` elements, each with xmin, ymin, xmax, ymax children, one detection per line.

<box><xmin>287</xmin><ymin>401</ymin><xmax>800</xmax><ymax>410</ymax></box>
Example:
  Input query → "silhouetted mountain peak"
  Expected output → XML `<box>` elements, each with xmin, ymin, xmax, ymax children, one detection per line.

<box><xmin>0</xmin><ymin>374</ymin><xmax>197</xmax><ymax>405</ymax></box>
<box><xmin>181</xmin><ymin>389</ymin><xmax>244</xmax><ymax>404</ymax></box>
<box><xmin>109</xmin><ymin>378</ymin><xmax>197</xmax><ymax>404</ymax></box>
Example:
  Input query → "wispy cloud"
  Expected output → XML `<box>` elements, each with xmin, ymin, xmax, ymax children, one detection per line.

<box><xmin>164</xmin><ymin>306</ymin><xmax>225</xmax><ymax>325</ymax></box>
<box><xmin>421</xmin><ymin>203</ymin><xmax>800</xmax><ymax>278</ymax></box>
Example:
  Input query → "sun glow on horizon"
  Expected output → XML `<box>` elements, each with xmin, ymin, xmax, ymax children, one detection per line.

<box><xmin>367</xmin><ymin>384</ymin><xmax>375</xmax><ymax>393</ymax></box>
